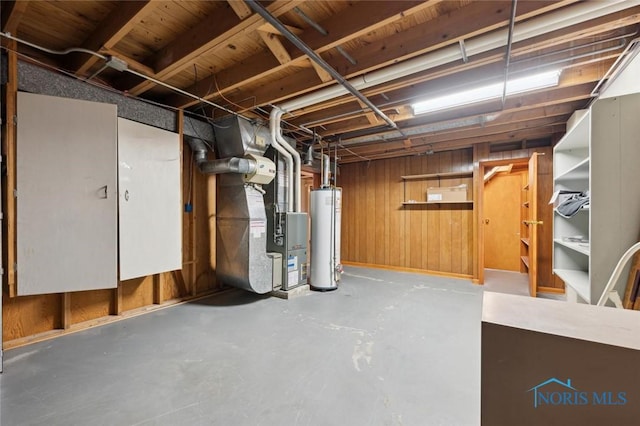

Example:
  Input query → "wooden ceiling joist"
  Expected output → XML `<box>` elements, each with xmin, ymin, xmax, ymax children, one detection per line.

<box><xmin>123</xmin><ymin>0</ymin><xmax>302</xmax><ymax>96</ymax></box>
<box><xmin>205</xmin><ymin>0</ymin><xmax>578</xmax><ymax>111</ymax></box>
<box><xmin>68</xmin><ymin>0</ymin><xmax>156</xmax><ymax>76</ymax></box>
<box><xmin>258</xmin><ymin>30</ymin><xmax>292</xmax><ymax>65</ymax></box>
<box><xmin>227</xmin><ymin>0</ymin><xmax>253</xmax><ymax>20</ymax></box>
<box><xmin>165</xmin><ymin>0</ymin><xmax>437</xmax><ymax>108</ymax></box>
<box><xmin>1</xmin><ymin>0</ymin><xmax>29</xmax><ymax>33</ymax></box>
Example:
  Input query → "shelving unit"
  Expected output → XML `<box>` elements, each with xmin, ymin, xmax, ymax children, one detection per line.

<box><xmin>400</xmin><ymin>171</ymin><xmax>473</xmax><ymax>206</ymax></box>
<box><xmin>552</xmin><ymin>94</ymin><xmax>640</xmax><ymax>304</ymax></box>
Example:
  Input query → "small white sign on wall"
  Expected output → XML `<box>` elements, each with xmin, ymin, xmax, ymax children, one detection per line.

<box><xmin>118</xmin><ymin>118</ymin><xmax>182</xmax><ymax>280</ymax></box>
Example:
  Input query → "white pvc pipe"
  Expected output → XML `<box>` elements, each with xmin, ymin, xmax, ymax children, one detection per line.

<box><xmin>279</xmin><ymin>0</ymin><xmax>639</xmax><ymax>112</ymax></box>
<box><xmin>597</xmin><ymin>242</ymin><xmax>640</xmax><ymax>306</ymax></box>
<box><xmin>269</xmin><ymin>108</ymin><xmax>294</xmax><ymax>212</ymax></box>
<box><xmin>274</xmin><ymin>107</ymin><xmax>302</xmax><ymax>212</ymax></box>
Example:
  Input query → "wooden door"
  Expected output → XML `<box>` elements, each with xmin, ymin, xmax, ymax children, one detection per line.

<box><xmin>484</xmin><ymin>172</ymin><xmax>523</xmax><ymax>271</ymax></box>
<box><xmin>527</xmin><ymin>153</ymin><xmax>540</xmax><ymax>297</ymax></box>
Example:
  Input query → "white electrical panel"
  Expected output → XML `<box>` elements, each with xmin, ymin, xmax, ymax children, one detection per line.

<box><xmin>16</xmin><ymin>92</ymin><xmax>118</xmax><ymax>295</ymax></box>
<box><xmin>118</xmin><ymin>118</ymin><xmax>182</xmax><ymax>280</ymax></box>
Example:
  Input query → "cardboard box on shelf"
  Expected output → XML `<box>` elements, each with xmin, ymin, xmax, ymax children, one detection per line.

<box><xmin>427</xmin><ymin>184</ymin><xmax>468</xmax><ymax>202</ymax></box>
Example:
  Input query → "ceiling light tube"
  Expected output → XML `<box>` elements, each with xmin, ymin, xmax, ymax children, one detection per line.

<box><xmin>412</xmin><ymin>69</ymin><xmax>561</xmax><ymax>115</ymax></box>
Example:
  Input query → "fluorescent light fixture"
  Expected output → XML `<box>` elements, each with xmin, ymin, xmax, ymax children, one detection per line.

<box><xmin>412</xmin><ymin>69</ymin><xmax>561</xmax><ymax>115</ymax></box>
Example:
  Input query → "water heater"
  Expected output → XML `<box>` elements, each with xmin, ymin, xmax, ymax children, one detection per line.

<box><xmin>310</xmin><ymin>188</ymin><xmax>342</xmax><ymax>290</ymax></box>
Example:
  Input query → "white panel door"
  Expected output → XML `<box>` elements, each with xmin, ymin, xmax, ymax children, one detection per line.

<box><xmin>17</xmin><ymin>92</ymin><xmax>118</xmax><ymax>295</ymax></box>
<box><xmin>118</xmin><ymin>118</ymin><xmax>182</xmax><ymax>280</ymax></box>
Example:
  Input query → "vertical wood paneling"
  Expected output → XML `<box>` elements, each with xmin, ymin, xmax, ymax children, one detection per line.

<box><xmin>374</xmin><ymin>161</ymin><xmax>386</xmax><ymax>266</ymax></box>
<box><xmin>426</xmin><ymin>155</ymin><xmax>440</xmax><ymax>271</ymax></box>
<box><xmin>341</xmin><ymin>149</ymin><xmax>474</xmax><ymax>277</ymax></box>
<box><xmin>439</xmin><ymin>151</ymin><xmax>453</xmax><ymax>272</ymax></box>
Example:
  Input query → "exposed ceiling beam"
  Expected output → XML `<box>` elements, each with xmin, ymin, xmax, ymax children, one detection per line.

<box><xmin>309</xmin><ymin>58</ymin><xmax>333</xmax><ymax>83</ymax></box>
<box><xmin>227</xmin><ymin>0</ymin><xmax>252</xmax><ymax>20</ymax></box>
<box><xmin>68</xmin><ymin>0</ymin><xmax>156</xmax><ymax>76</ymax></box>
<box><xmin>340</xmin><ymin>102</ymin><xmax>583</xmax><ymax>156</ymax></box>
<box><xmin>1</xmin><ymin>0</ymin><xmax>29</xmax><ymax>33</ymax></box>
<box><xmin>121</xmin><ymin>0</ymin><xmax>302</xmax><ymax>96</ymax></box>
<box><xmin>310</xmin><ymin>59</ymin><xmax>609</xmax><ymax>136</ymax></box>
<box><xmin>164</xmin><ymin>0</ymin><xmax>435</xmax><ymax>108</ymax></box>
<box><xmin>258</xmin><ymin>30</ymin><xmax>292</xmax><ymax>65</ymax></box>
<box><xmin>339</xmin><ymin>126</ymin><xmax>564</xmax><ymax>163</ymax></box>
<box><xmin>281</xmin><ymin>14</ymin><xmax>634</xmax><ymax>120</ymax></box>
<box><xmin>258</xmin><ymin>22</ymin><xmax>303</xmax><ymax>36</ymax></box>
<box><xmin>202</xmin><ymin>0</ymin><xmax>584</xmax><ymax>112</ymax></box>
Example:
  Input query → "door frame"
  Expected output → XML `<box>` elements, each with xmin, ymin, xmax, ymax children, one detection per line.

<box><xmin>477</xmin><ymin>157</ymin><xmax>530</xmax><ymax>284</ymax></box>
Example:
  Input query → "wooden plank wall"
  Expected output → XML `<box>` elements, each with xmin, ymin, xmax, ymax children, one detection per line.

<box><xmin>2</xmin><ymin>137</ymin><xmax>218</xmax><ymax>348</ymax></box>
<box><xmin>340</xmin><ymin>149</ymin><xmax>474</xmax><ymax>277</ymax></box>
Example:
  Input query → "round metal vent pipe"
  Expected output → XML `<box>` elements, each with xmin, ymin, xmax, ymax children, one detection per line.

<box><xmin>269</xmin><ymin>108</ymin><xmax>295</xmax><ymax>212</ymax></box>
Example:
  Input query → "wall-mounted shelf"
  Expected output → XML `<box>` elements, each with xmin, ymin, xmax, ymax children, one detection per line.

<box><xmin>401</xmin><ymin>171</ymin><xmax>473</xmax><ymax>180</ymax></box>
<box><xmin>521</xmin><ymin>238</ymin><xmax>530</xmax><ymax>246</ymax></box>
<box><xmin>400</xmin><ymin>170</ymin><xmax>473</xmax><ymax>206</ymax></box>
<box><xmin>521</xmin><ymin>256</ymin><xmax>530</xmax><ymax>269</ymax></box>
<box><xmin>402</xmin><ymin>201</ymin><xmax>474</xmax><ymax>205</ymax></box>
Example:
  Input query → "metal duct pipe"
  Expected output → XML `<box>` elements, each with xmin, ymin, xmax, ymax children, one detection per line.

<box><xmin>305</xmin><ymin>145</ymin><xmax>330</xmax><ymax>187</ymax></box>
<box><xmin>270</xmin><ymin>108</ymin><xmax>294</xmax><ymax>212</ymax></box>
<box><xmin>187</xmin><ymin>137</ymin><xmax>208</xmax><ymax>164</ymax></box>
<box><xmin>318</xmin><ymin>151</ymin><xmax>330</xmax><ymax>188</ymax></box>
<box><xmin>277</xmin><ymin>0</ymin><xmax>639</xmax><ymax>112</ymax></box>
<box><xmin>187</xmin><ymin>137</ymin><xmax>257</xmax><ymax>175</ymax></box>
<box><xmin>199</xmin><ymin>157</ymin><xmax>257</xmax><ymax>175</ymax></box>
<box><xmin>273</xmin><ymin>107</ymin><xmax>302</xmax><ymax>212</ymax></box>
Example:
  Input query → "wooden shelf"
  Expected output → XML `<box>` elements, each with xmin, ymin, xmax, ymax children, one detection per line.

<box><xmin>523</xmin><ymin>183</ymin><xmax>529</xmax><ymax>190</ymax></box>
<box><xmin>554</xmin><ymin>238</ymin><xmax>590</xmax><ymax>256</ymax></box>
<box><xmin>554</xmin><ymin>269</ymin><xmax>590</xmax><ymax>303</ymax></box>
<box><xmin>523</xmin><ymin>201</ymin><xmax>529</xmax><ymax>207</ymax></box>
<box><xmin>521</xmin><ymin>238</ymin><xmax>530</xmax><ymax>246</ymax></box>
<box><xmin>402</xmin><ymin>200</ymin><xmax>473</xmax><ymax>205</ymax></box>
<box><xmin>401</xmin><ymin>171</ymin><xmax>472</xmax><ymax>180</ymax></box>
<box><xmin>521</xmin><ymin>256</ymin><xmax>530</xmax><ymax>268</ymax></box>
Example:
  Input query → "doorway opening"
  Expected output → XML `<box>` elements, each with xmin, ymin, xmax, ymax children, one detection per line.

<box><xmin>478</xmin><ymin>157</ymin><xmax>531</xmax><ymax>295</ymax></box>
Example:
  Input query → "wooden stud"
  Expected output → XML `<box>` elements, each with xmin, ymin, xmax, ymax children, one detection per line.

<box><xmin>258</xmin><ymin>31</ymin><xmax>292</xmax><ymax>65</ymax></box>
<box><xmin>112</xmin><ymin>283</ymin><xmax>123</xmax><ymax>316</ymax></box>
<box><xmin>153</xmin><ymin>274</ymin><xmax>164</xmax><ymax>305</ymax></box>
<box><xmin>227</xmin><ymin>0</ymin><xmax>252</xmax><ymax>20</ymax></box>
<box><xmin>3</xmin><ymin>39</ymin><xmax>18</xmax><ymax>297</ymax></box>
<box><xmin>172</xmin><ymin>270</ymin><xmax>189</xmax><ymax>297</ymax></box>
<box><xmin>62</xmin><ymin>293</ymin><xmax>71</xmax><ymax>329</ymax></box>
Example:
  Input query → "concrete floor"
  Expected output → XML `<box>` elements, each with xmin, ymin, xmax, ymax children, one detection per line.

<box><xmin>1</xmin><ymin>267</ymin><xmax>483</xmax><ymax>426</ymax></box>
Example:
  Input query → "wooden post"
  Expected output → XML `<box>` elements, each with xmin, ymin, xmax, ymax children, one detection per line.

<box><xmin>62</xmin><ymin>293</ymin><xmax>71</xmax><ymax>329</ymax></box>
<box><xmin>2</xmin><ymin>39</ymin><xmax>18</xmax><ymax>297</ymax></box>
<box><xmin>111</xmin><ymin>283</ymin><xmax>123</xmax><ymax>315</ymax></box>
<box><xmin>153</xmin><ymin>273</ymin><xmax>164</xmax><ymax>304</ymax></box>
